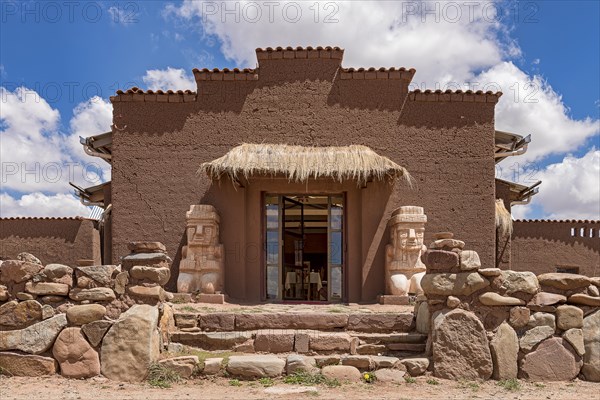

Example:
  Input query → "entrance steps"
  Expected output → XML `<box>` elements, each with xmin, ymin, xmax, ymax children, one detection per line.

<box><xmin>170</xmin><ymin>311</ymin><xmax>427</xmax><ymax>356</ymax></box>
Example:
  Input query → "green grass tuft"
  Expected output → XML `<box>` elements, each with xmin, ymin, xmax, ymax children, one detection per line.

<box><xmin>426</xmin><ymin>378</ymin><xmax>439</xmax><ymax>385</ymax></box>
<box><xmin>147</xmin><ymin>363</ymin><xmax>182</xmax><ymax>389</ymax></box>
<box><xmin>497</xmin><ymin>378</ymin><xmax>521</xmax><ymax>391</ymax></box>
<box><xmin>404</xmin><ymin>376</ymin><xmax>416</xmax><ymax>384</ymax></box>
<box><xmin>284</xmin><ymin>371</ymin><xmax>340</xmax><ymax>387</ymax></box>
<box><xmin>259</xmin><ymin>377</ymin><xmax>274</xmax><ymax>387</ymax></box>
<box><xmin>229</xmin><ymin>379</ymin><xmax>242</xmax><ymax>387</ymax></box>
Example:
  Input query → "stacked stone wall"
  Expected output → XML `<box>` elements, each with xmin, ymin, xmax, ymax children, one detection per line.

<box><xmin>417</xmin><ymin>233</ymin><xmax>600</xmax><ymax>382</ymax></box>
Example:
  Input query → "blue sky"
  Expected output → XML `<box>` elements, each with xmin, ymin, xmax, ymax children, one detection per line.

<box><xmin>1</xmin><ymin>1</ymin><xmax>599</xmax><ymax>219</ymax></box>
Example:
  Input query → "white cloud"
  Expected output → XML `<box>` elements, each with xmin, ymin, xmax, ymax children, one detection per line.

<box><xmin>142</xmin><ymin>67</ymin><xmax>196</xmax><ymax>91</ymax></box>
<box><xmin>511</xmin><ymin>149</ymin><xmax>600</xmax><ymax>220</ymax></box>
<box><xmin>168</xmin><ymin>1</ymin><xmax>509</xmax><ymax>84</ymax></box>
<box><xmin>0</xmin><ymin>192</ymin><xmax>90</xmax><ymax>218</ymax></box>
<box><xmin>482</xmin><ymin>63</ymin><xmax>599</xmax><ymax>163</ymax></box>
<box><xmin>1</xmin><ymin>87</ymin><xmax>112</xmax><ymax>216</ymax></box>
<box><xmin>166</xmin><ymin>0</ymin><xmax>599</xmax><ymax>220</ymax></box>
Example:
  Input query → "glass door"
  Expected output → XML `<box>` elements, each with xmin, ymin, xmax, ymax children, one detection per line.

<box><xmin>282</xmin><ymin>196</ymin><xmax>304</xmax><ymax>301</ymax></box>
<box><xmin>264</xmin><ymin>194</ymin><xmax>344</xmax><ymax>302</ymax></box>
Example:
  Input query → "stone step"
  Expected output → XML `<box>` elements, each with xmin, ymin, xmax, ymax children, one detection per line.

<box><xmin>170</xmin><ymin>329</ymin><xmax>427</xmax><ymax>354</ymax></box>
<box><xmin>173</xmin><ymin>312</ymin><xmax>415</xmax><ymax>333</ymax></box>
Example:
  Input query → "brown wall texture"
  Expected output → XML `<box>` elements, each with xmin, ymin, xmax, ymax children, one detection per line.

<box><xmin>0</xmin><ymin>217</ymin><xmax>101</xmax><ymax>266</ymax></box>
<box><xmin>512</xmin><ymin>220</ymin><xmax>600</xmax><ymax>277</ymax></box>
<box><xmin>109</xmin><ymin>48</ymin><xmax>499</xmax><ymax>301</ymax></box>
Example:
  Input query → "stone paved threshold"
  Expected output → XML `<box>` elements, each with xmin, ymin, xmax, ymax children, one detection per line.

<box><xmin>171</xmin><ymin>329</ymin><xmax>427</xmax><ymax>354</ymax></box>
<box><xmin>170</xmin><ymin>302</ymin><xmax>414</xmax><ymax>314</ymax></box>
<box><xmin>173</xmin><ymin>311</ymin><xmax>416</xmax><ymax>333</ymax></box>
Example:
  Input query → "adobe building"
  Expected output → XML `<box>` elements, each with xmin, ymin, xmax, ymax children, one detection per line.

<box><xmin>4</xmin><ymin>46</ymin><xmax>597</xmax><ymax>303</ymax></box>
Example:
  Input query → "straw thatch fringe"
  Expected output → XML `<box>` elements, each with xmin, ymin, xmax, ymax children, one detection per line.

<box><xmin>495</xmin><ymin>199</ymin><xmax>513</xmax><ymax>236</ymax></box>
<box><xmin>199</xmin><ymin>143</ymin><xmax>413</xmax><ymax>186</ymax></box>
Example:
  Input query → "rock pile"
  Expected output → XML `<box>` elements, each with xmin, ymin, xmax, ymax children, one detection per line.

<box><xmin>418</xmin><ymin>232</ymin><xmax>600</xmax><ymax>382</ymax></box>
<box><xmin>120</xmin><ymin>242</ymin><xmax>172</xmax><ymax>304</ymax></box>
<box><xmin>0</xmin><ymin>244</ymin><xmax>173</xmax><ymax>320</ymax></box>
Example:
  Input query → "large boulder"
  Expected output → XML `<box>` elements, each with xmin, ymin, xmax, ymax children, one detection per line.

<box><xmin>309</xmin><ymin>332</ymin><xmax>358</xmax><ymax>354</ymax></box>
<box><xmin>490</xmin><ymin>322</ymin><xmax>518</xmax><ymax>380</ymax></box>
<box><xmin>537</xmin><ymin>273</ymin><xmax>590</xmax><ymax>291</ymax></box>
<box><xmin>519</xmin><ymin>326</ymin><xmax>555</xmax><ymax>353</ymax></box>
<box><xmin>0</xmin><ymin>352</ymin><xmax>57</xmax><ymax>376</ymax></box>
<box><xmin>100</xmin><ymin>305</ymin><xmax>160</xmax><ymax>382</ymax></box>
<box><xmin>158</xmin><ymin>356</ymin><xmax>199</xmax><ymax>378</ymax></box>
<box><xmin>498</xmin><ymin>271</ymin><xmax>539</xmax><ymax>295</ymax></box>
<box><xmin>0</xmin><ymin>260</ymin><xmax>44</xmax><ymax>283</ymax></box>
<box><xmin>421</xmin><ymin>272</ymin><xmax>490</xmax><ymax>296</ymax></box>
<box><xmin>421</xmin><ymin>250</ymin><xmax>459</xmax><ymax>271</ymax></box>
<box><xmin>254</xmin><ymin>332</ymin><xmax>294</xmax><ymax>353</ymax></box>
<box><xmin>226</xmin><ymin>355</ymin><xmax>285</xmax><ymax>378</ymax></box>
<box><xmin>69</xmin><ymin>287</ymin><xmax>116</xmax><ymax>302</ymax></box>
<box><xmin>520</xmin><ymin>337</ymin><xmax>582</xmax><ymax>381</ymax></box>
<box><xmin>130</xmin><ymin>266</ymin><xmax>170</xmax><ymax>285</ymax></box>
<box><xmin>41</xmin><ymin>264</ymin><xmax>73</xmax><ymax>286</ymax></box>
<box><xmin>0</xmin><ymin>300</ymin><xmax>43</xmax><ymax>329</ymax></box>
<box><xmin>0</xmin><ymin>314</ymin><xmax>67</xmax><ymax>354</ymax></box>
<box><xmin>75</xmin><ymin>265</ymin><xmax>119</xmax><ymax>287</ymax></box>
<box><xmin>581</xmin><ymin>310</ymin><xmax>600</xmax><ymax>382</ymax></box>
<box><xmin>17</xmin><ymin>252</ymin><xmax>41</xmax><ymax>264</ymax></box>
<box><xmin>431</xmin><ymin>308</ymin><xmax>493</xmax><ymax>380</ymax></box>
<box><xmin>81</xmin><ymin>320</ymin><xmax>113</xmax><ymax>347</ymax></box>
<box><xmin>286</xmin><ymin>354</ymin><xmax>318</xmax><ymax>375</ymax></box>
<box><xmin>53</xmin><ymin>327</ymin><xmax>101</xmax><ymax>378</ymax></box>
<box><xmin>556</xmin><ymin>305</ymin><xmax>583</xmax><ymax>330</ymax></box>
<box><xmin>479</xmin><ymin>292</ymin><xmax>525</xmax><ymax>306</ymax></box>
<box><xmin>25</xmin><ymin>282</ymin><xmax>69</xmax><ymax>296</ymax></box>
<box><xmin>321</xmin><ymin>365</ymin><xmax>362</xmax><ymax>382</ymax></box>
<box><xmin>347</xmin><ymin>313</ymin><xmax>413</xmax><ymax>332</ymax></box>
<box><xmin>415</xmin><ymin>302</ymin><xmax>430</xmax><ymax>334</ymax></box>
<box><xmin>401</xmin><ymin>358</ymin><xmax>429</xmax><ymax>376</ymax></box>
<box><xmin>66</xmin><ymin>304</ymin><xmax>107</xmax><ymax>326</ymax></box>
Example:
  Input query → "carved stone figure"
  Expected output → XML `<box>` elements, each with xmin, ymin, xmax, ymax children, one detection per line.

<box><xmin>385</xmin><ymin>206</ymin><xmax>427</xmax><ymax>296</ymax></box>
<box><xmin>177</xmin><ymin>205</ymin><xmax>224</xmax><ymax>295</ymax></box>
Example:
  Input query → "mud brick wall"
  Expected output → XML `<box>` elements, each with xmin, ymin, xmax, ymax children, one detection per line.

<box><xmin>0</xmin><ymin>217</ymin><xmax>101</xmax><ymax>266</ymax></box>
<box><xmin>512</xmin><ymin>220</ymin><xmax>600</xmax><ymax>276</ymax></box>
<box><xmin>109</xmin><ymin>47</ymin><xmax>499</xmax><ymax>301</ymax></box>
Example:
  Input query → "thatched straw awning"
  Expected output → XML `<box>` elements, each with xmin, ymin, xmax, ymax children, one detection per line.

<box><xmin>199</xmin><ymin>143</ymin><xmax>412</xmax><ymax>185</ymax></box>
<box><xmin>495</xmin><ymin>199</ymin><xmax>513</xmax><ymax>236</ymax></box>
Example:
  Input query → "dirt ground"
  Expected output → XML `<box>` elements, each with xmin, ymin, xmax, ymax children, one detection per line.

<box><xmin>1</xmin><ymin>375</ymin><xmax>597</xmax><ymax>400</ymax></box>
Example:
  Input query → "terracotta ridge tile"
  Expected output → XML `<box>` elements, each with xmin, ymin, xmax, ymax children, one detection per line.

<box><xmin>408</xmin><ymin>89</ymin><xmax>503</xmax><ymax>103</ymax></box>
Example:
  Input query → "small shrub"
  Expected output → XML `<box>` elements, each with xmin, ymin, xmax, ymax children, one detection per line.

<box><xmin>404</xmin><ymin>376</ymin><xmax>416</xmax><ymax>384</ymax></box>
<box><xmin>497</xmin><ymin>378</ymin><xmax>520</xmax><ymax>391</ymax></box>
<box><xmin>147</xmin><ymin>363</ymin><xmax>181</xmax><ymax>389</ymax></box>
<box><xmin>284</xmin><ymin>371</ymin><xmax>340</xmax><ymax>387</ymax></box>
<box><xmin>229</xmin><ymin>379</ymin><xmax>242</xmax><ymax>387</ymax></box>
<box><xmin>426</xmin><ymin>378</ymin><xmax>439</xmax><ymax>385</ymax></box>
<box><xmin>362</xmin><ymin>372</ymin><xmax>376</xmax><ymax>384</ymax></box>
<box><xmin>535</xmin><ymin>382</ymin><xmax>546</xmax><ymax>388</ymax></box>
<box><xmin>259</xmin><ymin>377</ymin><xmax>274</xmax><ymax>387</ymax></box>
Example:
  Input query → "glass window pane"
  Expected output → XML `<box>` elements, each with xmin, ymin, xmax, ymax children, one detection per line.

<box><xmin>266</xmin><ymin>204</ymin><xmax>279</xmax><ymax>229</ymax></box>
<box><xmin>267</xmin><ymin>265</ymin><xmax>279</xmax><ymax>300</ymax></box>
<box><xmin>331</xmin><ymin>206</ymin><xmax>343</xmax><ymax>230</ymax></box>
<box><xmin>330</xmin><ymin>266</ymin><xmax>342</xmax><ymax>301</ymax></box>
<box><xmin>267</xmin><ymin>230</ymin><xmax>279</xmax><ymax>264</ymax></box>
<box><xmin>330</xmin><ymin>231</ymin><xmax>342</xmax><ymax>265</ymax></box>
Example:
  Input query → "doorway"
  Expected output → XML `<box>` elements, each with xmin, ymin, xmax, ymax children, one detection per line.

<box><xmin>264</xmin><ymin>194</ymin><xmax>344</xmax><ymax>302</ymax></box>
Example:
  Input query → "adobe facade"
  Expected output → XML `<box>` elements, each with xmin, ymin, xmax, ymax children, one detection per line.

<box><xmin>108</xmin><ymin>46</ymin><xmax>499</xmax><ymax>302</ymax></box>
<box><xmin>0</xmin><ymin>217</ymin><xmax>101</xmax><ymax>266</ymax></box>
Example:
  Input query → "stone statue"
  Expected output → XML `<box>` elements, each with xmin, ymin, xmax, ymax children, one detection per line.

<box><xmin>177</xmin><ymin>205</ymin><xmax>224</xmax><ymax>295</ymax></box>
<box><xmin>385</xmin><ymin>206</ymin><xmax>427</xmax><ymax>298</ymax></box>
